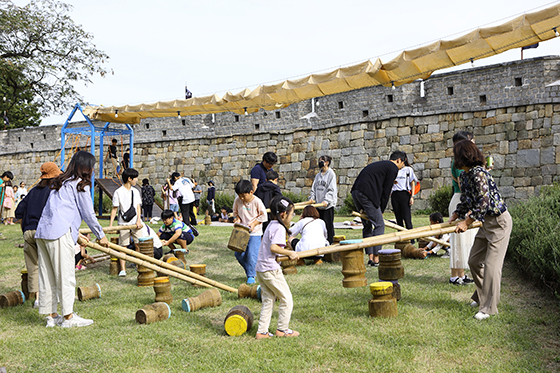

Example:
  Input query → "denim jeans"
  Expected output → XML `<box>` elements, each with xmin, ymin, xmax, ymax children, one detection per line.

<box><xmin>235</xmin><ymin>235</ymin><xmax>261</xmax><ymax>278</ymax></box>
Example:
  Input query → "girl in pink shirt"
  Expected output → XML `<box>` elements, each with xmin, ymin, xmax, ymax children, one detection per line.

<box><xmin>255</xmin><ymin>196</ymin><xmax>300</xmax><ymax>339</ymax></box>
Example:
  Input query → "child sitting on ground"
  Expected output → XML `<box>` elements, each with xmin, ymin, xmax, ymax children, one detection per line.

<box><xmin>157</xmin><ymin>209</ymin><xmax>194</xmax><ymax>253</ymax></box>
<box><xmin>233</xmin><ymin>180</ymin><xmax>268</xmax><ymax>285</ymax></box>
<box><xmin>218</xmin><ymin>206</ymin><xmax>234</xmax><ymax>223</ymax></box>
<box><xmin>421</xmin><ymin>212</ymin><xmax>450</xmax><ymax>257</ymax></box>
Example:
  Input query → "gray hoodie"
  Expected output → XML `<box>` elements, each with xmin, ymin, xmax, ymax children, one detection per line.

<box><xmin>309</xmin><ymin>168</ymin><xmax>337</xmax><ymax>210</ymax></box>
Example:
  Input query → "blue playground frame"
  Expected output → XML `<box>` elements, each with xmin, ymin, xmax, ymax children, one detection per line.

<box><xmin>61</xmin><ymin>103</ymin><xmax>134</xmax><ymax>215</ymax></box>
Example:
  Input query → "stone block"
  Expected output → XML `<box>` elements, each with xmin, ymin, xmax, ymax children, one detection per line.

<box><xmin>439</xmin><ymin>158</ymin><xmax>452</xmax><ymax>169</ymax></box>
<box><xmin>541</xmin><ymin>147</ymin><xmax>556</xmax><ymax>165</ymax></box>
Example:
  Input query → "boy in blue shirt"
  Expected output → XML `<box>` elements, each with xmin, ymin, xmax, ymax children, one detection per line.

<box><xmin>157</xmin><ymin>209</ymin><xmax>194</xmax><ymax>252</ymax></box>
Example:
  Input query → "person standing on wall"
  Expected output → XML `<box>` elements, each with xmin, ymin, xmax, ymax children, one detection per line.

<box><xmin>308</xmin><ymin>155</ymin><xmax>337</xmax><ymax>244</ymax></box>
<box><xmin>351</xmin><ymin>151</ymin><xmax>406</xmax><ymax>267</ymax></box>
<box><xmin>167</xmin><ymin>172</ymin><xmax>199</xmax><ymax>231</ymax></box>
<box><xmin>250</xmin><ymin>152</ymin><xmax>277</xmax><ymax>192</ymax></box>
<box><xmin>390</xmin><ymin>154</ymin><xmax>419</xmax><ymax>242</ymax></box>
<box><xmin>106</xmin><ymin>139</ymin><xmax>119</xmax><ymax>178</ymax></box>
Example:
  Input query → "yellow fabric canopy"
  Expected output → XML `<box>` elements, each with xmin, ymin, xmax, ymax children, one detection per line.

<box><xmin>83</xmin><ymin>4</ymin><xmax>560</xmax><ymax>124</ymax></box>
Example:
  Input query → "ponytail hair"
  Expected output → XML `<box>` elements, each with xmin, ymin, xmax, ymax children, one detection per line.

<box><xmin>269</xmin><ymin>195</ymin><xmax>294</xmax><ymax>235</ymax></box>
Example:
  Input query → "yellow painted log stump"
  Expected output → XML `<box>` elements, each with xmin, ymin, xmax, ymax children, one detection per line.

<box><xmin>368</xmin><ymin>282</ymin><xmax>397</xmax><ymax>318</ymax></box>
<box><xmin>153</xmin><ymin>277</ymin><xmax>173</xmax><ymax>305</ymax></box>
<box><xmin>224</xmin><ymin>305</ymin><xmax>254</xmax><ymax>336</ymax></box>
<box><xmin>109</xmin><ymin>257</ymin><xmax>119</xmax><ymax>276</ymax></box>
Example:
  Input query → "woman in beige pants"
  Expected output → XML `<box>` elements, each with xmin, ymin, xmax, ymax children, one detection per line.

<box><xmin>448</xmin><ymin>140</ymin><xmax>512</xmax><ymax>321</ymax></box>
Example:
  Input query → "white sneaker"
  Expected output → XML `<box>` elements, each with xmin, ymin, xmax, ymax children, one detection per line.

<box><xmin>470</xmin><ymin>301</ymin><xmax>479</xmax><ymax>308</ymax></box>
<box><xmin>60</xmin><ymin>313</ymin><xmax>94</xmax><ymax>328</ymax></box>
<box><xmin>474</xmin><ymin>311</ymin><xmax>490</xmax><ymax>321</ymax></box>
<box><xmin>46</xmin><ymin>315</ymin><xmax>64</xmax><ymax>327</ymax></box>
<box><xmin>118</xmin><ymin>270</ymin><xmax>126</xmax><ymax>277</ymax></box>
<box><xmin>33</xmin><ymin>299</ymin><xmax>39</xmax><ymax>309</ymax></box>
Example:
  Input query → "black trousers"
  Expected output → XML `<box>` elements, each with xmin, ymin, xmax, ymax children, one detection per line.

<box><xmin>142</xmin><ymin>203</ymin><xmax>153</xmax><ymax>219</ymax></box>
<box><xmin>318</xmin><ymin>207</ymin><xmax>335</xmax><ymax>244</ymax></box>
<box><xmin>178</xmin><ymin>199</ymin><xmax>197</xmax><ymax>226</ymax></box>
<box><xmin>391</xmin><ymin>191</ymin><xmax>413</xmax><ymax>229</ymax></box>
<box><xmin>352</xmin><ymin>189</ymin><xmax>384</xmax><ymax>255</ymax></box>
<box><xmin>391</xmin><ymin>191</ymin><xmax>414</xmax><ymax>243</ymax></box>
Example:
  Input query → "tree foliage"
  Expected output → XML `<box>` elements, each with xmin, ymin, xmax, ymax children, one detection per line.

<box><xmin>0</xmin><ymin>0</ymin><xmax>110</xmax><ymax>127</ymax></box>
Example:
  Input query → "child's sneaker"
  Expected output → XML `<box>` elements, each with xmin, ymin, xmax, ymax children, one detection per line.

<box><xmin>188</xmin><ymin>224</ymin><xmax>199</xmax><ymax>237</ymax></box>
<box><xmin>275</xmin><ymin>329</ymin><xmax>299</xmax><ymax>337</ymax></box>
<box><xmin>255</xmin><ymin>332</ymin><xmax>273</xmax><ymax>340</ymax></box>
<box><xmin>246</xmin><ymin>276</ymin><xmax>255</xmax><ymax>285</ymax></box>
<box><xmin>60</xmin><ymin>313</ymin><xmax>94</xmax><ymax>328</ymax></box>
<box><xmin>118</xmin><ymin>270</ymin><xmax>126</xmax><ymax>277</ymax></box>
<box><xmin>46</xmin><ymin>314</ymin><xmax>64</xmax><ymax>327</ymax></box>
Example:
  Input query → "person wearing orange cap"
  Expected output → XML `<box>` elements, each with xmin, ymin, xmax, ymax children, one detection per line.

<box><xmin>15</xmin><ymin>162</ymin><xmax>62</xmax><ymax>308</ymax></box>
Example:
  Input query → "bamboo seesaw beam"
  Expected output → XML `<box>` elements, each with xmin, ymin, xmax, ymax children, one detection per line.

<box><xmin>266</xmin><ymin>203</ymin><xmax>324</xmax><ymax>213</ymax></box>
<box><xmin>105</xmin><ymin>241</ymin><xmax>239</xmax><ymax>294</ymax></box>
<box><xmin>79</xmin><ymin>224</ymin><xmax>138</xmax><ymax>235</ymax></box>
<box><xmin>351</xmin><ymin>211</ymin><xmax>451</xmax><ymax>248</ymax></box>
<box><xmin>277</xmin><ymin>220</ymin><xmax>481</xmax><ymax>262</ymax></box>
<box><xmin>84</xmin><ymin>254</ymin><xmax>110</xmax><ymax>264</ymax></box>
<box><xmin>78</xmin><ymin>238</ymin><xmax>238</xmax><ymax>294</ymax></box>
<box><xmin>79</xmin><ymin>238</ymin><xmax>213</xmax><ymax>289</ymax></box>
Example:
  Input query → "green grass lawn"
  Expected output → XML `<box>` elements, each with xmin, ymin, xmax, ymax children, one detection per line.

<box><xmin>0</xmin><ymin>214</ymin><xmax>559</xmax><ymax>372</ymax></box>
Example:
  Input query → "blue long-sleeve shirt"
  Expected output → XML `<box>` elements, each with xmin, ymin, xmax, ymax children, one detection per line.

<box><xmin>35</xmin><ymin>178</ymin><xmax>105</xmax><ymax>243</ymax></box>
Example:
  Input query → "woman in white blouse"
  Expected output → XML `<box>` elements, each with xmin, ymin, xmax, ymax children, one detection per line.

<box><xmin>288</xmin><ymin>206</ymin><xmax>329</xmax><ymax>265</ymax></box>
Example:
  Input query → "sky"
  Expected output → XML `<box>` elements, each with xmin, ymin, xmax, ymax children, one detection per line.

<box><xmin>28</xmin><ymin>0</ymin><xmax>560</xmax><ymax>125</ymax></box>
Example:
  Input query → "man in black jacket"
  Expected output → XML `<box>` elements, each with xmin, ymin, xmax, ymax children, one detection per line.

<box><xmin>254</xmin><ymin>170</ymin><xmax>282</xmax><ymax>232</ymax></box>
<box><xmin>351</xmin><ymin>151</ymin><xmax>406</xmax><ymax>267</ymax></box>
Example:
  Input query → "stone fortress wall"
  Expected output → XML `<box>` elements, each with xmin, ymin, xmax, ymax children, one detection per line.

<box><xmin>2</xmin><ymin>56</ymin><xmax>560</xmax><ymax>210</ymax></box>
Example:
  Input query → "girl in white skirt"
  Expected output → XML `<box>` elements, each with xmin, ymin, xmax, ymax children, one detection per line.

<box><xmin>448</xmin><ymin>131</ymin><xmax>477</xmax><ymax>285</ymax></box>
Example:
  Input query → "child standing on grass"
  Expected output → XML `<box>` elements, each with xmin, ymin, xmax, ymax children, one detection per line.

<box><xmin>255</xmin><ymin>195</ymin><xmax>299</xmax><ymax>339</ymax></box>
<box><xmin>232</xmin><ymin>179</ymin><xmax>267</xmax><ymax>285</ymax></box>
<box><xmin>109</xmin><ymin>168</ymin><xmax>148</xmax><ymax>277</ymax></box>
<box><xmin>2</xmin><ymin>180</ymin><xmax>15</xmax><ymax>225</ymax></box>
<box><xmin>35</xmin><ymin>151</ymin><xmax>109</xmax><ymax>328</ymax></box>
